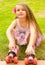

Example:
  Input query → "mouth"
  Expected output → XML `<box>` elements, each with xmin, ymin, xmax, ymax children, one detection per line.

<box><xmin>19</xmin><ymin>13</ymin><xmax>23</xmax><ymax>16</ymax></box>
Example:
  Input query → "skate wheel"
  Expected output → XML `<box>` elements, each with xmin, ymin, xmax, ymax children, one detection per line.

<box><xmin>5</xmin><ymin>56</ymin><xmax>10</xmax><ymax>63</ymax></box>
<box><xmin>28</xmin><ymin>56</ymin><xmax>33</xmax><ymax>64</ymax></box>
<box><xmin>33</xmin><ymin>58</ymin><xmax>37</xmax><ymax>65</ymax></box>
<box><xmin>13</xmin><ymin>57</ymin><xmax>18</xmax><ymax>64</ymax></box>
<box><xmin>24</xmin><ymin>58</ymin><xmax>28</xmax><ymax>65</ymax></box>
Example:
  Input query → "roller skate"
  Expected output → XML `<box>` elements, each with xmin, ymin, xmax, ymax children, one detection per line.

<box><xmin>24</xmin><ymin>54</ymin><xmax>37</xmax><ymax>65</ymax></box>
<box><xmin>5</xmin><ymin>45</ymin><xmax>19</xmax><ymax>64</ymax></box>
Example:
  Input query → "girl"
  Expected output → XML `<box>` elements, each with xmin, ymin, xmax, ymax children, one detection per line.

<box><xmin>6</xmin><ymin>3</ymin><xmax>45</xmax><ymax>61</ymax></box>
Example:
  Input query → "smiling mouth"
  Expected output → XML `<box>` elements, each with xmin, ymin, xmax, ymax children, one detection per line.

<box><xmin>19</xmin><ymin>13</ymin><xmax>23</xmax><ymax>15</ymax></box>
<box><xmin>19</xmin><ymin>14</ymin><xmax>23</xmax><ymax>16</ymax></box>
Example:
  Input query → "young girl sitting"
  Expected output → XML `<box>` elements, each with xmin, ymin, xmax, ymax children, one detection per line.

<box><xmin>6</xmin><ymin>3</ymin><xmax>45</xmax><ymax>63</ymax></box>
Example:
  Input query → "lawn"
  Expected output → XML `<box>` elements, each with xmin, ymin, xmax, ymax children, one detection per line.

<box><xmin>0</xmin><ymin>0</ymin><xmax>45</xmax><ymax>60</ymax></box>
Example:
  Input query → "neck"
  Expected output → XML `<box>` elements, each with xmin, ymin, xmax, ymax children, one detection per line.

<box><xmin>18</xmin><ymin>18</ymin><xmax>28</xmax><ymax>28</ymax></box>
<box><xmin>19</xmin><ymin>18</ymin><xmax>27</xmax><ymax>23</ymax></box>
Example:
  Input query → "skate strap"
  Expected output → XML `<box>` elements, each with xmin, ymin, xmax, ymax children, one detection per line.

<box><xmin>8</xmin><ymin>51</ymin><xmax>16</xmax><ymax>57</ymax></box>
<box><xmin>27</xmin><ymin>54</ymin><xmax>35</xmax><ymax>58</ymax></box>
<box><xmin>30</xmin><ymin>54</ymin><xmax>35</xmax><ymax>58</ymax></box>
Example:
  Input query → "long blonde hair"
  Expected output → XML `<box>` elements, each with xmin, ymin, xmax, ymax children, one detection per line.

<box><xmin>16</xmin><ymin>3</ymin><xmax>42</xmax><ymax>34</ymax></box>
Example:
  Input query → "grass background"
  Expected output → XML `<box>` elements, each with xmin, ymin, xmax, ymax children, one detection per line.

<box><xmin>0</xmin><ymin>0</ymin><xmax>45</xmax><ymax>60</ymax></box>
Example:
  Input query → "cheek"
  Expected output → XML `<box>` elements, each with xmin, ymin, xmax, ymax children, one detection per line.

<box><xmin>16</xmin><ymin>12</ymin><xmax>19</xmax><ymax>16</ymax></box>
<box><xmin>23</xmin><ymin>12</ymin><xmax>27</xmax><ymax>16</ymax></box>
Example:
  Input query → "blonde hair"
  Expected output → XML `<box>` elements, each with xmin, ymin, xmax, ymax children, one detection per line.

<box><xmin>16</xmin><ymin>3</ymin><xmax>42</xmax><ymax>34</ymax></box>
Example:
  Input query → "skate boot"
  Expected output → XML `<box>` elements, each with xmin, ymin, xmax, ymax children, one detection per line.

<box><xmin>5</xmin><ymin>45</ymin><xmax>19</xmax><ymax>64</ymax></box>
<box><xmin>24</xmin><ymin>54</ymin><xmax>37</xmax><ymax>65</ymax></box>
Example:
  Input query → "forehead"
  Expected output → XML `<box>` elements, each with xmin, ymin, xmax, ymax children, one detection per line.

<box><xmin>16</xmin><ymin>5</ymin><xmax>25</xmax><ymax>9</ymax></box>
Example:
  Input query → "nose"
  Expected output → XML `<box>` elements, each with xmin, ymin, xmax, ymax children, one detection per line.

<box><xmin>19</xmin><ymin>10</ymin><xmax>22</xmax><ymax>13</ymax></box>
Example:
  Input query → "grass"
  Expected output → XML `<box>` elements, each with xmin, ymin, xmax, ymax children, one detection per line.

<box><xmin>0</xmin><ymin>0</ymin><xmax>45</xmax><ymax>60</ymax></box>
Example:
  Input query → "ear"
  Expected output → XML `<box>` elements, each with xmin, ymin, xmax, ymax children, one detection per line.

<box><xmin>12</xmin><ymin>8</ymin><xmax>16</xmax><ymax>13</ymax></box>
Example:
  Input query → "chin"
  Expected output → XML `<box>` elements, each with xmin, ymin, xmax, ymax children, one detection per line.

<box><xmin>19</xmin><ymin>16</ymin><xmax>26</xmax><ymax>18</ymax></box>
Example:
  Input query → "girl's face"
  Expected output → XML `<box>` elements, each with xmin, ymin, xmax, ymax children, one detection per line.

<box><xmin>16</xmin><ymin>5</ymin><xmax>27</xmax><ymax>19</ymax></box>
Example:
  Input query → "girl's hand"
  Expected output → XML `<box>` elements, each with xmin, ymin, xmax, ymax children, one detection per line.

<box><xmin>8</xmin><ymin>42</ymin><xmax>15</xmax><ymax>50</ymax></box>
<box><xmin>25</xmin><ymin>46</ymin><xmax>35</xmax><ymax>55</ymax></box>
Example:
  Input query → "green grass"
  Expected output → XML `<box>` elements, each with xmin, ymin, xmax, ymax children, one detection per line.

<box><xmin>0</xmin><ymin>0</ymin><xmax>45</xmax><ymax>60</ymax></box>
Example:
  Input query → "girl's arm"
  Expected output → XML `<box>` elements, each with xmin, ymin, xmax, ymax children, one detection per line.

<box><xmin>6</xmin><ymin>19</ymin><xmax>17</xmax><ymax>49</ymax></box>
<box><xmin>28</xmin><ymin>23</ymin><xmax>37</xmax><ymax>47</ymax></box>
<box><xmin>25</xmin><ymin>23</ymin><xmax>37</xmax><ymax>55</ymax></box>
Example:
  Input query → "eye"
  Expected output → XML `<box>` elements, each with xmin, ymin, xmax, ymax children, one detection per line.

<box><xmin>22</xmin><ymin>9</ymin><xmax>25</xmax><ymax>11</ymax></box>
<box><xmin>16</xmin><ymin>9</ymin><xmax>20</xmax><ymax>11</ymax></box>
